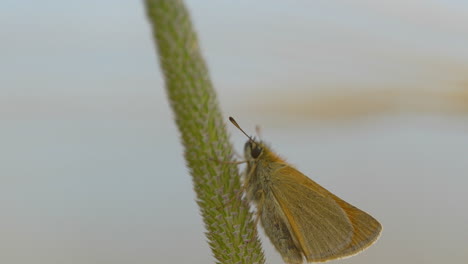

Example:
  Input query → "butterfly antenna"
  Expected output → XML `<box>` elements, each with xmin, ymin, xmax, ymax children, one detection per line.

<box><xmin>255</xmin><ymin>125</ymin><xmax>263</xmax><ymax>140</ymax></box>
<box><xmin>229</xmin><ymin>117</ymin><xmax>255</xmax><ymax>143</ymax></box>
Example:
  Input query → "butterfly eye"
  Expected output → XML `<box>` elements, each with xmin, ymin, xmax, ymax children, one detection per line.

<box><xmin>251</xmin><ymin>145</ymin><xmax>262</xmax><ymax>159</ymax></box>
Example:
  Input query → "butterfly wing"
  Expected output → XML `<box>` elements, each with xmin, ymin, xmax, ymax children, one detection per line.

<box><xmin>270</xmin><ymin>166</ymin><xmax>353</xmax><ymax>262</ymax></box>
<box><xmin>271</xmin><ymin>166</ymin><xmax>381</xmax><ymax>262</ymax></box>
<box><xmin>323</xmin><ymin>187</ymin><xmax>382</xmax><ymax>259</ymax></box>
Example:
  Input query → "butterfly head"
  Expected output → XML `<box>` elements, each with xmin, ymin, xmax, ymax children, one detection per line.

<box><xmin>244</xmin><ymin>139</ymin><xmax>264</xmax><ymax>160</ymax></box>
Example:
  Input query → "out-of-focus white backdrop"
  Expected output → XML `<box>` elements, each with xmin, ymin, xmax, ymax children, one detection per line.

<box><xmin>1</xmin><ymin>1</ymin><xmax>468</xmax><ymax>263</ymax></box>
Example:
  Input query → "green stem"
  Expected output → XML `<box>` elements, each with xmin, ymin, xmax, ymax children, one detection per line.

<box><xmin>144</xmin><ymin>1</ymin><xmax>265</xmax><ymax>263</ymax></box>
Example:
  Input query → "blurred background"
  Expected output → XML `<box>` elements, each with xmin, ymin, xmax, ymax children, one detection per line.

<box><xmin>1</xmin><ymin>0</ymin><xmax>468</xmax><ymax>263</ymax></box>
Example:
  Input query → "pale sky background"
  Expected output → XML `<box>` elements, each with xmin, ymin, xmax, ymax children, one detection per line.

<box><xmin>1</xmin><ymin>1</ymin><xmax>468</xmax><ymax>264</ymax></box>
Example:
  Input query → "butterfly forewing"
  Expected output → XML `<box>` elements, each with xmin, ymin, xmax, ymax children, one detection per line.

<box><xmin>271</xmin><ymin>166</ymin><xmax>355</xmax><ymax>262</ymax></box>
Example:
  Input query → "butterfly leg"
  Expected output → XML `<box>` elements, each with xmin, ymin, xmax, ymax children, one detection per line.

<box><xmin>210</xmin><ymin>158</ymin><xmax>248</xmax><ymax>165</ymax></box>
<box><xmin>219</xmin><ymin>161</ymin><xmax>259</xmax><ymax>210</ymax></box>
<box><xmin>211</xmin><ymin>160</ymin><xmax>255</xmax><ymax>211</ymax></box>
<box><xmin>244</xmin><ymin>190</ymin><xmax>264</xmax><ymax>243</ymax></box>
<box><xmin>254</xmin><ymin>190</ymin><xmax>265</xmax><ymax>227</ymax></box>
